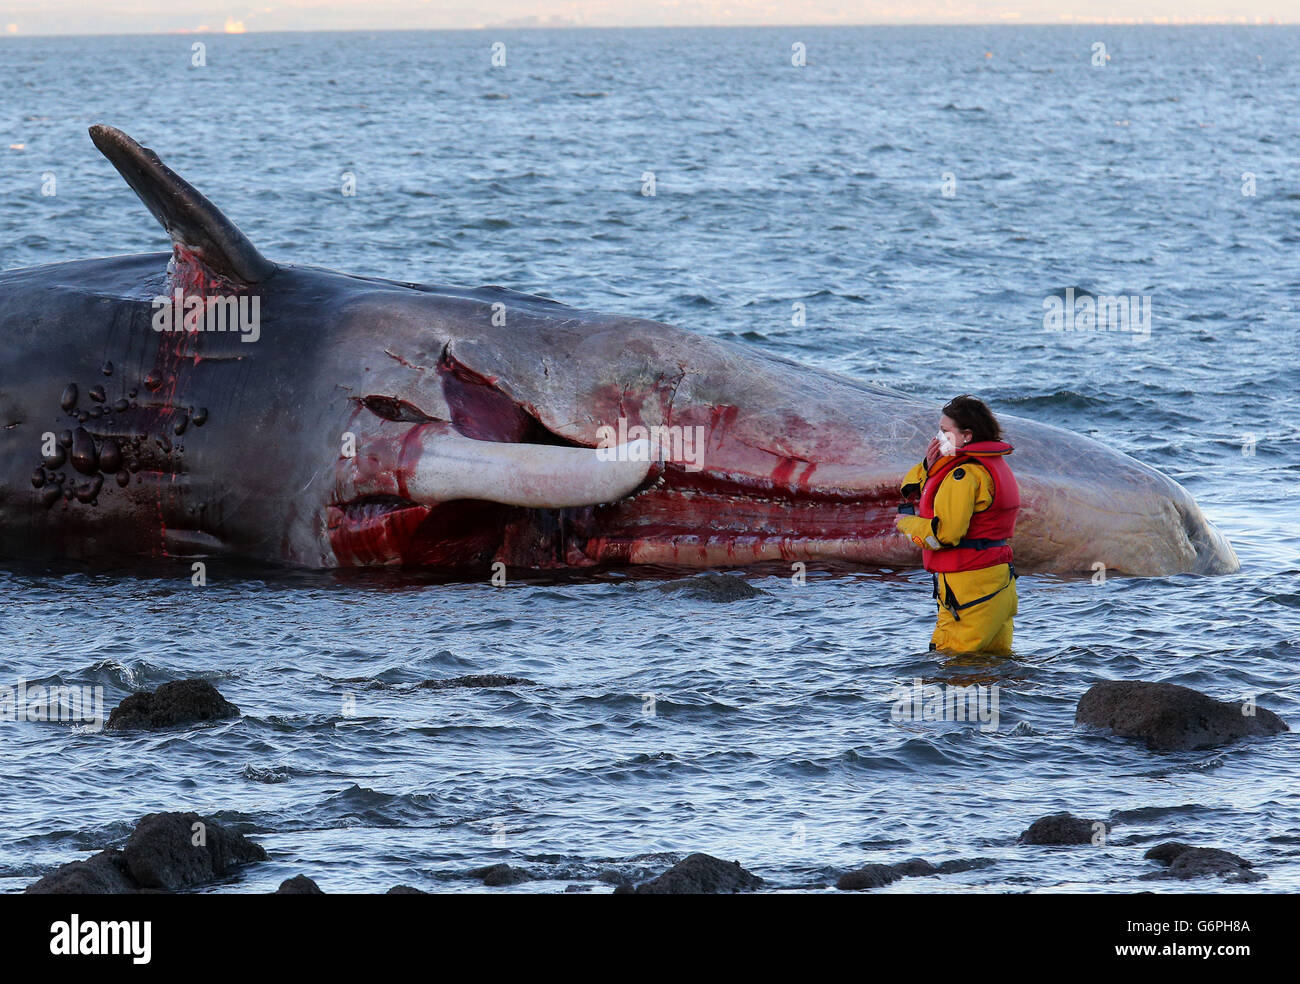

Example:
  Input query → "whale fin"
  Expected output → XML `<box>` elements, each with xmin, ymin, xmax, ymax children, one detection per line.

<box><xmin>89</xmin><ymin>124</ymin><xmax>275</xmax><ymax>285</ymax></box>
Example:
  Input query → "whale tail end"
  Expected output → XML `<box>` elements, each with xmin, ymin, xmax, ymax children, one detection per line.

<box><xmin>89</xmin><ymin>124</ymin><xmax>275</xmax><ymax>285</ymax></box>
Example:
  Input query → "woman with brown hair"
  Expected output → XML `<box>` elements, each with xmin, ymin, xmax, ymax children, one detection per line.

<box><xmin>894</xmin><ymin>395</ymin><xmax>1020</xmax><ymax>654</ymax></box>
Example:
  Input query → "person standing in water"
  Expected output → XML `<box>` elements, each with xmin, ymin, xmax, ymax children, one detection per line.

<box><xmin>894</xmin><ymin>395</ymin><xmax>1020</xmax><ymax>655</ymax></box>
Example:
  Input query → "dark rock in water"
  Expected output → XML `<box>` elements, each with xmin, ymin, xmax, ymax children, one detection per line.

<box><xmin>469</xmin><ymin>863</ymin><xmax>532</xmax><ymax>886</ymax></box>
<box><xmin>1076</xmin><ymin>680</ymin><xmax>1288</xmax><ymax>752</ymax></box>
<box><xmin>274</xmin><ymin>874</ymin><xmax>324</xmax><ymax>894</ymax></box>
<box><xmin>631</xmin><ymin>853</ymin><xmax>762</xmax><ymax>894</ymax></box>
<box><xmin>934</xmin><ymin>858</ymin><xmax>996</xmax><ymax>874</ymax></box>
<box><xmin>837</xmin><ymin>863</ymin><xmax>911</xmax><ymax>890</ymax></box>
<box><xmin>25</xmin><ymin>812</ymin><xmax>267</xmax><ymax>893</ymax></box>
<box><xmin>123</xmin><ymin>812</ymin><xmax>268</xmax><ymax>891</ymax></box>
<box><xmin>894</xmin><ymin>858</ymin><xmax>941</xmax><ymax>877</ymax></box>
<box><xmin>1141</xmin><ymin>842</ymin><xmax>1264</xmax><ymax>883</ymax></box>
<box><xmin>387</xmin><ymin>885</ymin><xmax>428</xmax><ymax>894</ymax></box>
<box><xmin>596</xmin><ymin>868</ymin><xmax>628</xmax><ymax>884</ymax></box>
<box><xmin>1019</xmin><ymin>812</ymin><xmax>1109</xmax><ymax>845</ymax></box>
<box><xmin>597</xmin><ymin>868</ymin><xmax>633</xmax><ymax>892</ymax></box>
<box><xmin>106</xmin><ymin>678</ymin><xmax>240</xmax><ymax>731</ymax></box>
<box><xmin>836</xmin><ymin>856</ymin><xmax>993</xmax><ymax>890</ymax></box>
<box><xmin>1143</xmin><ymin>841</ymin><xmax>1194</xmax><ymax>865</ymax></box>
<box><xmin>565</xmin><ymin>883</ymin><xmax>593</xmax><ymax>893</ymax></box>
<box><xmin>25</xmin><ymin>849</ymin><xmax>138</xmax><ymax>894</ymax></box>
<box><xmin>417</xmin><ymin>674</ymin><xmax>535</xmax><ymax>690</ymax></box>
<box><xmin>652</xmin><ymin>572</ymin><xmax>766</xmax><ymax>602</ymax></box>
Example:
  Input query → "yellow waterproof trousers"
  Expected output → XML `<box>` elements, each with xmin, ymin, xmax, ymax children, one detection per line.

<box><xmin>929</xmin><ymin>563</ymin><xmax>1017</xmax><ymax>655</ymax></box>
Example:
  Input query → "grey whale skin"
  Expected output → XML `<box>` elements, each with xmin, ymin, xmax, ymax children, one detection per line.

<box><xmin>0</xmin><ymin>126</ymin><xmax>1238</xmax><ymax>576</ymax></box>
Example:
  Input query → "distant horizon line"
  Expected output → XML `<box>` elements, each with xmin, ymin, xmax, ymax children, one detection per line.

<box><xmin>0</xmin><ymin>21</ymin><xmax>1293</xmax><ymax>40</ymax></box>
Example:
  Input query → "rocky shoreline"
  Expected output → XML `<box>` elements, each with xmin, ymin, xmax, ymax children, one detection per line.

<box><xmin>22</xmin><ymin>805</ymin><xmax>1271</xmax><ymax>894</ymax></box>
<box><xmin>19</xmin><ymin>671</ymin><xmax>1288</xmax><ymax>894</ymax></box>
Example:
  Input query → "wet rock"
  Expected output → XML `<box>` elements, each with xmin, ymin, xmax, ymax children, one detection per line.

<box><xmin>1141</xmin><ymin>842</ymin><xmax>1264</xmax><ymax>883</ymax></box>
<box><xmin>596</xmin><ymin>868</ymin><xmax>631</xmax><ymax>886</ymax></box>
<box><xmin>386</xmin><ymin>885</ymin><xmax>428</xmax><ymax>894</ymax></box>
<box><xmin>417</xmin><ymin>674</ymin><xmax>535</xmax><ymax>691</ymax></box>
<box><xmin>25</xmin><ymin>813</ymin><xmax>267</xmax><ymax>893</ymax></box>
<box><xmin>630</xmin><ymin>853</ymin><xmax>762</xmax><ymax>894</ymax></box>
<box><xmin>933</xmin><ymin>858</ymin><xmax>996</xmax><ymax>875</ymax></box>
<box><xmin>565</xmin><ymin>883</ymin><xmax>592</xmax><ymax>893</ymax></box>
<box><xmin>837</xmin><ymin>863</ymin><xmax>912</xmax><ymax>890</ymax></box>
<box><xmin>836</xmin><ymin>857</ymin><xmax>993</xmax><ymax>891</ymax></box>
<box><xmin>25</xmin><ymin>849</ymin><xmax>137</xmax><ymax>894</ymax></box>
<box><xmin>652</xmin><ymin>572</ymin><xmax>766</xmax><ymax>602</ymax></box>
<box><xmin>836</xmin><ymin>858</ymin><xmax>945</xmax><ymax>890</ymax></box>
<box><xmin>1018</xmin><ymin>812</ymin><xmax>1109</xmax><ymax>845</ymax></box>
<box><xmin>1076</xmin><ymin>680</ymin><xmax>1288</xmax><ymax>752</ymax></box>
<box><xmin>123</xmin><ymin>812</ymin><xmax>268</xmax><ymax>891</ymax></box>
<box><xmin>469</xmin><ymin>863</ymin><xmax>532</xmax><ymax>886</ymax></box>
<box><xmin>106</xmin><ymin>678</ymin><xmax>240</xmax><ymax>731</ymax></box>
<box><xmin>274</xmin><ymin>875</ymin><xmax>324</xmax><ymax>894</ymax></box>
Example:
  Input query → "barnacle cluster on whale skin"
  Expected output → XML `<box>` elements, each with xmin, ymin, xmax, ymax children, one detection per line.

<box><xmin>30</xmin><ymin>361</ymin><xmax>210</xmax><ymax>510</ymax></box>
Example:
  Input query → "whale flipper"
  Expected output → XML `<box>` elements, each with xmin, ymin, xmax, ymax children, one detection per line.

<box><xmin>89</xmin><ymin>124</ymin><xmax>276</xmax><ymax>284</ymax></box>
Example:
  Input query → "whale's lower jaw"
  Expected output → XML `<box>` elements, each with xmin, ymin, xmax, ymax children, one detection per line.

<box><xmin>323</xmin><ymin>463</ymin><xmax>1242</xmax><ymax>576</ymax></box>
<box><xmin>557</xmin><ymin>471</ymin><xmax>908</xmax><ymax>568</ymax></box>
<box><xmin>325</xmin><ymin>464</ymin><xmax>910</xmax><ymax>570</ymax></box>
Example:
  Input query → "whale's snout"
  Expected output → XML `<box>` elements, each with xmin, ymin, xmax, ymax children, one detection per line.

<box><xmin>1179</xmin><ymin>500</ymin><xmax>1240</xmax><ymax>576</ymax></box>
<box><xmin>1005</xmin><ymin>425</ymin><xmax>1241</xmax><ymax>577</ymax></box>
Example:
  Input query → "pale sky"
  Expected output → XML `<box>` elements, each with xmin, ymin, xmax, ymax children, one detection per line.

<box><xmin>0</xmin><ymin>0</ymin><xmax>1292</xmax><ymax>35</ymax></box>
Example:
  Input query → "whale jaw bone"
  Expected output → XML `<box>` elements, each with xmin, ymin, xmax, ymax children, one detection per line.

<box><xmin>407</xmin><ymin>428</ymin><xmax>656</xmax><ymax>509</ymax></box>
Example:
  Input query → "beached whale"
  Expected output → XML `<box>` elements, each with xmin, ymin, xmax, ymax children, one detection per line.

<box><xmin>0</xmin><ymin>125</ymin><xmax>1238</xmax><ymax>576</ymax></box>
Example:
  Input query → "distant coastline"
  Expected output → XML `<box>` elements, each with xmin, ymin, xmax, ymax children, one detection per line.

<box><xmin>0</xmin><ymin>20</ymin><xmax>1293</xmax><ymax>39</ymax></box>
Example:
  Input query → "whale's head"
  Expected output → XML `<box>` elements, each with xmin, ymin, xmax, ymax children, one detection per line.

<box><xmin>312</xmin><ymin>283</ymin><xmax>1239</xmax><ymax>577</ymax></box>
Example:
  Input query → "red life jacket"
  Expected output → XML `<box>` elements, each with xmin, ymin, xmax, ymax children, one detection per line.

<box><xmin>917</xmin><ymin>440</ymin><xmax>1019</xmax><ymax>573</ymax></box>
